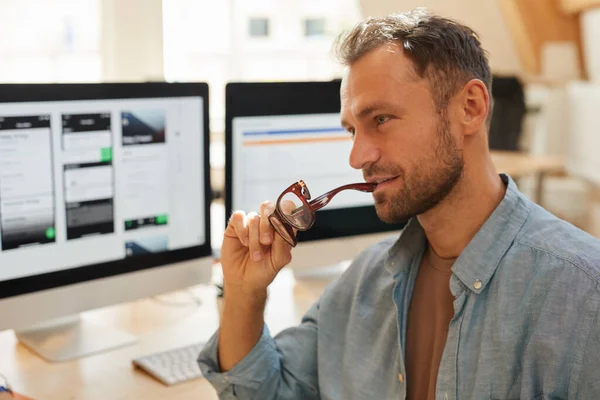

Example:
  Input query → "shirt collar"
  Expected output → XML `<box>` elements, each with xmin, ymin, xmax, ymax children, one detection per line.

<box><xmin>385</xmin><ymin>174</ymin><xmax>532</xmax><ymax>294</ymax></box>
<box><xmin>452</xmin><ymin>174</ymin><xmax>531</xmax><ymax>294</ymax></box>
<box><xmin>384</xmin><ymin>217</ymin><xmax>425</xmax><ymax>276</ymax></box>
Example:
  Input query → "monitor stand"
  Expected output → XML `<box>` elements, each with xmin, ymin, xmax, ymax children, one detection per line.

<box><xmin>15</xmin><ymin>315</ymin><xmax>137</xmax><ymax>362</ymax></box>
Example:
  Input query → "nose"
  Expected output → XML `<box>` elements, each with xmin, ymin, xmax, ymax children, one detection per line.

<box><xmin>349</xmin><ymin>132</ymin><xmax>380</xmax><ymax>170</ymax></box>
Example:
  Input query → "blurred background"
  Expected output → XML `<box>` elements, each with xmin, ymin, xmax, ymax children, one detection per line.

<box><xmin>2</xmin><ymin>0</ymin><xmax>600</xmax><ymax>237</ymax></box>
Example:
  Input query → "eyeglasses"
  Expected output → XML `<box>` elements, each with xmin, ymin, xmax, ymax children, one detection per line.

<box><xmin>268</xmin><ymin>180</ymin><xmax>377</xmax><ymax>247</ymax></box>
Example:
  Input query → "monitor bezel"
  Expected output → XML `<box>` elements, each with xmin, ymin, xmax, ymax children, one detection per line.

<box><xmin>0</xmin><ymin>82</ymin><xmax>212</xmax><ymax>299</ymax></box>
<box><xmin>225</xmin><ymin>81</ymin><xmax>405</xmax><ymax>244</ymax></box>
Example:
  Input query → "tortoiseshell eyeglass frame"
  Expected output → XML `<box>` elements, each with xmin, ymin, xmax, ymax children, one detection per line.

<box><xmin>268</xmin><ymin>180</ymin><xmax>377</xmax><ymax>247</ymax></box>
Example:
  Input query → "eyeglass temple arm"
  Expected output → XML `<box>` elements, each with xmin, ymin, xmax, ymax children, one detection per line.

<box><xmin>307</xmin><ymin>182</ymin><xmax>377</xmax><ymax>212</ymax></box>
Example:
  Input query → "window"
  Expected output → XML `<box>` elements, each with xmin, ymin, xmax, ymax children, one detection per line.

<box><xmin>248</xmin><ymin>18</ymin><xmax>270</xmax><ymax>38</ymax></box>
<box><xmin>163</xmin><ymin>0</ymin><xmax>363</xmax><ymax>134</ymax></box>
<box><xmin>0</xmin><ymin>0</ymin><xmax>101</xmax><ymax>83</ymax></box>
<box><xmin>304</xmin><ymin>18</ymin><xmax>326</xmax><ymax>38</ymax></box>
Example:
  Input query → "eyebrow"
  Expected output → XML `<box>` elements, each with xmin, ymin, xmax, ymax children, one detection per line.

<box><xmin>341</xmin><ymin>101</ymin><xmax>398</xmax><ymax>128</ymax></box>
<box><xmin>358</xmin><ymin>102</ymin><xmax>393</xmax><ymax>118</ymax></box>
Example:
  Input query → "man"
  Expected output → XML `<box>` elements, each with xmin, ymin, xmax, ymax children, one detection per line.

<box><xmin>199</xmin><ymin>8</ymin><xmax>600</xmax><ymax>399</ymax></box>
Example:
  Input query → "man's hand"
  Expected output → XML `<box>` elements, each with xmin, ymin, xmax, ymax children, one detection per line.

<box><xmin>218</xmin><ymin>200</ymin><xmax>295</xmax><ymax>371</ymax></box>
<box><xmin>221</xmin><ymin>200</ymin><xmax>293</xmax><ymax>295</ymax></box>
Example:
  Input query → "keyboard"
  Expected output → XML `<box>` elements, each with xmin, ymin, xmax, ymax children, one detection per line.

<box><xmin>133</xmin><ymin>342</ymin><xmax>205</xmax><ymax>386</ymax></box>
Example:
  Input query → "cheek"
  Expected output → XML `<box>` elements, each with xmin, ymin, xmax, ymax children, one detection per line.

<box><xmin>375</xmin><ymin>137</ymin><xmax>422</xmax><ymax>176</ymax></box>
<box><xmin>384</xmin><ymin>119</ymin><xmax>437</xmax><ymax>159</ymax></box>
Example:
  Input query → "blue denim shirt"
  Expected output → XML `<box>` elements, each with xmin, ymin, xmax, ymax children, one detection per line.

<box><xmin>198</xmin><ymin>175</ymin><xmax>600</xmax><ymax>399</ymax></box>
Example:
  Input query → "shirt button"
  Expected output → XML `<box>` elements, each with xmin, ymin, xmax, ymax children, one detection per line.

<box><xmin>474</xmin><ymin>280</ymin><xmax>482</xmax><ymax>290</ymax></box>
<box><xmin>398</xmin><ymin>373</ymin><xmax>404</xmax><ymax>383</ymax></box>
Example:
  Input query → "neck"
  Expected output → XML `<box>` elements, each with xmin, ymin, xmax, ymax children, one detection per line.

<box><xmin>417</xmin><ymin>151</ymin><xmax>506</xmax><ymax>259</ymax></box>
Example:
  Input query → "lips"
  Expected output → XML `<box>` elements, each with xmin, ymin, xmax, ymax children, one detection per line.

<box><xmin>366</xmin><ymin>176</ymin><xmax>398</xmax><ymax>184</ymax></box>
<box><xmin>374</xmin><ymin>177</ymin><xmax>395</xmax><ymax>184</ymax></box>
<box><xmin>370</xmin><ymin>176</ymin><xmax>399</xmax><ymax>193</ymax></box>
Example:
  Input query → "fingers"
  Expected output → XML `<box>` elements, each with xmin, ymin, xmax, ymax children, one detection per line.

<box><xmin>226</xmin><ymin>201</ymin><xmax>292</xmax><ymax>264</ymax></box>
<box><xmin>270</xmin><ymin>218</ymin><xmax>294</xmax><ymax>267</ymax></box>
<box><xmin>270</xmin><ymin>199</ymin><xmax>298</xmax><ymax>259</ymax></box>
<box><xmin>259</xmin><ymin>201</ymin><xmax>275</xmax><ymax>245</ymax></box>
<box><xmin>226</xmin><ymin>210</ymin><xmax>249</xmax><ymax>246</ymax></box>
<box><xmin>247</xmin><ymin>212</ymin><xmax>262</xmax><ymax>262</ymax></box>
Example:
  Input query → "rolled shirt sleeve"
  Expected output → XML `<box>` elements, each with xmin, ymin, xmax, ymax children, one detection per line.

<box><xmin>198</xmin><ymin>301</ymin><xmax>321</xmax><ymax>400</ymax></box>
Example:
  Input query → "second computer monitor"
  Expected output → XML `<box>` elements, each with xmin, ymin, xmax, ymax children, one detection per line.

<box><xmin>225</xmin><ymin>81</ymin><xmax>405</xmax><ymax>271</ymax></box>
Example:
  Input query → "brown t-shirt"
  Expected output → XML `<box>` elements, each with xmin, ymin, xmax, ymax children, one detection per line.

<box><xmin>405</xmin><ymin>248</ymin><xmax>456</xmax><ymax>400</ymax></box>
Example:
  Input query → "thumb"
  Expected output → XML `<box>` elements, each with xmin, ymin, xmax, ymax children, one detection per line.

<box><xmin>270</xmin><ymin>229</ymin><xmax>294</xmax><ymax>270</ymax></box>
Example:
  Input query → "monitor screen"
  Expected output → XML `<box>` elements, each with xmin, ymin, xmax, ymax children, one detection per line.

<box><xmin>226</xmin><ymin>81</ymin><xmax>405</xmax><ymax>243</ymax></box>
<box><xmin>0</xmin><ymin>83</ymin><xmax>211</xmax><ymax>299</ymax></box>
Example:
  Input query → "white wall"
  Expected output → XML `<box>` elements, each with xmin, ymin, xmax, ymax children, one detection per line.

<box><xmin>358</xmin><ymin>0</ymin><xmax>522</xmax><ymax>75</ymax></box>
<box><xmin>101</xmin><ymin>0</ymin><xmax>164</xmax><ymax>82</ymax></box>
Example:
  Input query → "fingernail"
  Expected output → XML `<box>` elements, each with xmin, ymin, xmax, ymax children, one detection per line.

<box><xmin>252</xmin><ymin>251</ymin><xmax>262</xmax><ymax>261</ymax></box>
<box><xmin>261</xmin><ymin>233</ymin><xmax>271</xmax><ymax>244</ymax></box>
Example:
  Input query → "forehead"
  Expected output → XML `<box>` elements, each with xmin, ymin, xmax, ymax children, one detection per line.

<box><xmin>340</xmin><ymin>44</ymin><xmax>430</xmax><ymax>113</ymax></box>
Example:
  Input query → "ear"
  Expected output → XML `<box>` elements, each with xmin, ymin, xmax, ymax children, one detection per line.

<box><xmin>457</xmin><ymin>79</ymin><xmax>489</xmax><ymax>136</ymax></box>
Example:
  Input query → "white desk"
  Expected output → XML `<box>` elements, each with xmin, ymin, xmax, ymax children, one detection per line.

<box><xmin>0</xmin><ymin>269</ymin><xmax>324</xmax><ymax>400</ymax></box>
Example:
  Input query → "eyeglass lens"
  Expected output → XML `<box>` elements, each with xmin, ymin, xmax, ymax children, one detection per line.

<box><xmin>280</xmin><ymin>192</ymin><xmax>313</xmax><ymax>229</ymax></box>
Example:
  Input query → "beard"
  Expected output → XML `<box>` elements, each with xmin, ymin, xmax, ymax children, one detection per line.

<box><xmin>366</xmin><ymin>115</ymin><xmax>464</xmax><ymax>224</ymax></box>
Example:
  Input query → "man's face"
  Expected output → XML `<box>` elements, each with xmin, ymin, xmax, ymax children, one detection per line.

<box><xmin>340</xmin><ymin>44</ymin><xmax>464</xmax><ymax>224</ymax></box>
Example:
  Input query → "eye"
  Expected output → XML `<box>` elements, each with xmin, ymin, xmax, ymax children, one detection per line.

<box><xmin>346</xmin><ymin>127</ymin><xmax>356</xmax><ymax>138</ymax></box>
<box><xmin>376</xmin><ymin>115</ymin><xmax>390</xmax><ymax>125</ymax></box>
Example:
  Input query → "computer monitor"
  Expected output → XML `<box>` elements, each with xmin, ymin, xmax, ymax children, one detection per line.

<box><xmin>0</xmin><ymin>83</ymin><xmax>212</xmax><ymax>361</ymax></box>
<box><xmin>225</xmin><ymin>81</ymin><xmax>405</xmax><ymax>276</ymax></box>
